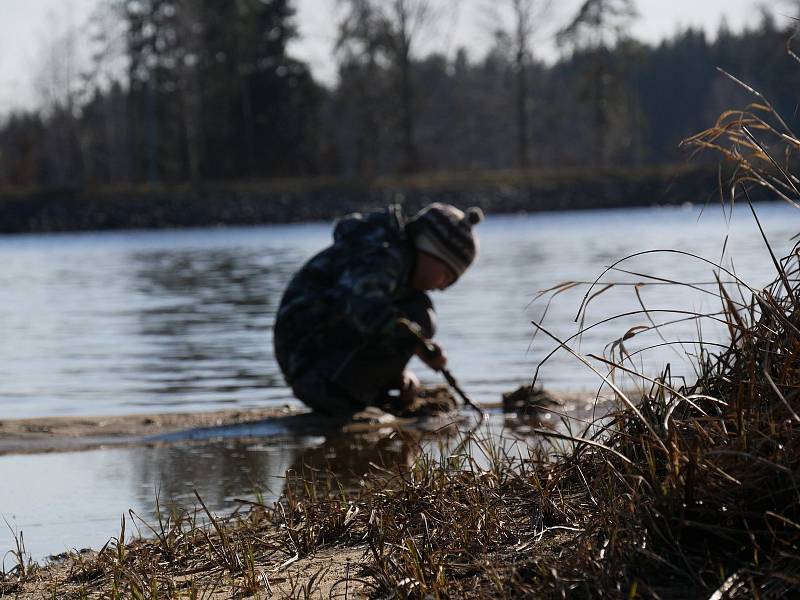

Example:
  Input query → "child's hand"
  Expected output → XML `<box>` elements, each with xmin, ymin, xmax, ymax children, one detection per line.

<box><xmin>416</xmin><ymin>341</ymin><xmax>448</xmax><ymax>371</ymax></box>
<box><xmin>399</xmin><ymin>369</ymin><xmax>420</xmax><ymax>406</ymax></box>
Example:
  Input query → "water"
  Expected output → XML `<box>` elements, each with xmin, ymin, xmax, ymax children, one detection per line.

<box><xmin>0</xmin><ymin>202</ymin><xmax>797</xmax><ymax>559</ymax></box>
<box><xmin>0</xmin><ymin>411</ymin><xmax>562</xmax><ymax>561</ymax></box>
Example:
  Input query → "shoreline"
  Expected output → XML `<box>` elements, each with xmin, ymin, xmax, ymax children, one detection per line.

<box><xmin>0</xmin><ymin>406</ymin><xmax>301</xmax><ymax>456</ymax></box>
<box><xmin>0</xmin><ymin>164</ymin><xmax>724</xmax><ymax>234</ymax></box>
<box><xmin>0</xmin><ymin>391</ymin><xmax>592</xmax><ymax>457</ymax></box>
<box><xmin>0</xmin><ymin>397</ymin><xmax>578</xmax><ymax>599</ymax></box>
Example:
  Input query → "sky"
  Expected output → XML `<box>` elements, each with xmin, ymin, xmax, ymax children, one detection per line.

<box><xmin>0</xmin><ymin>0</ymin><xmax>789</xmax><ymax>115</ymax></box>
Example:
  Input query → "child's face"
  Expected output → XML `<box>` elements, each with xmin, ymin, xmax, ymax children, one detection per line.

<box><xmin>412</xmin><ymin>252</ymin><xmax>457</xmax><ymax>291</ymax></box>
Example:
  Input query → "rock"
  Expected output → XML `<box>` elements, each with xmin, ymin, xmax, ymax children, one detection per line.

<box><xmin>394</xmin><ymin>385</ymin><xmax>458</xmax><ymax>417</ymax></box>
<box><xmin>351</xmin><ymin>406</ymin><xmax>398</xmax><ymax>425</ymax></box>
<box><xmin>502</xmin><ymin>386</ymin><xmax>559</xmax><ymax>415</ymax></box>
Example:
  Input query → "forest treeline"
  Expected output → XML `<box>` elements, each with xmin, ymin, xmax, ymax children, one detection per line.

<box><xmin>0</xmin><ymin>0</ymin><xmax>798</xmax><ymax>189</ymax></box>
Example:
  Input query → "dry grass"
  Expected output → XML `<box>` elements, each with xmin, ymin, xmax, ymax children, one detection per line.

<box><xmin>2</xmin><ymin>244</ymin><xmax>798</xmax><ymax>597</ymax></box>
<box><xmin>3</xmin><ymin>66</ymin><xmax>800</xmax><ymax>599</ymax></box>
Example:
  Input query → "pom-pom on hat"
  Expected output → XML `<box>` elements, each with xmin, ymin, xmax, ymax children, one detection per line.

<box><xmin>409</xmin><ymin>203</ymin><xmax>484</xmax><ymax>280</ymax></box>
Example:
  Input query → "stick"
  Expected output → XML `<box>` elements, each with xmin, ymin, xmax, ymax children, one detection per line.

<box><xmin>397</xmin><ymin>318</ymin><xmax>487</xmax><ymax>419</ymax></box>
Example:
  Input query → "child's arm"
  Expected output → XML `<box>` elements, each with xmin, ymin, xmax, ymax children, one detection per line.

<box><xmin>334</xmin><ymin>246</ymin><xmax>419</xmax><ymax>348</ymax></box>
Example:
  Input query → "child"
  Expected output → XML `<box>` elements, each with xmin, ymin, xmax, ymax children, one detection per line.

<box><xmin>273</xmin><ymin>202</ymin><xmax>483</xmax><ymax>416</ymax></box>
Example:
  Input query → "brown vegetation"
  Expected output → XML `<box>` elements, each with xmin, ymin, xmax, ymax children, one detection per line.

<box><xmin>3</xmin><ymin>73</ymin><xmax>800</xmax><ymax>599</ymax></box>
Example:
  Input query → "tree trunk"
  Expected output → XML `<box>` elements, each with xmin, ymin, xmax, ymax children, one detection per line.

<box><xmin>515</xmin><ymin>48</ymin><xmax>528</xmax><ymax>169</ymax></box>
<box><xmin>145</xmin><ymin>75</ymin><xmax>159</xmax><ymax>184</ymax></box>
<box><xmin>399</xmin><ymin>42</ymin><xmax>417</xmax><ymax>173</ymax></box>
<box><xmin>395</xmin><ymin>0</ymin><xmax>418</xmax><ymax>174</ymax></box>
<box><xmin>239</xmin><ymin>75</ymin><xmax>256</xmax><ymax>177</ymax></box>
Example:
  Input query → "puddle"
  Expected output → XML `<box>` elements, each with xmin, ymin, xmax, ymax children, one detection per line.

<box><xmin>0</xmin><ymin>409</ymin><xmax>557</xmax><ymax>561</ymax></box>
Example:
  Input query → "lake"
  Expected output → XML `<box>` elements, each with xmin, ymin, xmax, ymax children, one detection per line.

<box><xmin>0</xmin><ymin>202</ymin><xmax>797</xmax><ymax>559</ymax></box>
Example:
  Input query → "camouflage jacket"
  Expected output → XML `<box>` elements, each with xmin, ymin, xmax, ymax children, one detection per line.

<box><xmin>273</xmin><ymin>204</ymin><xmax>428</xmax><ymax>383</ymax></box>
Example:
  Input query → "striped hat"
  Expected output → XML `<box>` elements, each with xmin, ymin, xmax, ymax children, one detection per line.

<box><xmin>409</xmin><ymin>203</ymin><xmax>484</xmax><ymax>280</ymax></box>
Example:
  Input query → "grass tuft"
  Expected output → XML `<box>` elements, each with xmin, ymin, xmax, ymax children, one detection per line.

<box><xmin>3</xmin><ymin>62</ymin><xmax>800</xmax><ymax>599</ymax></box>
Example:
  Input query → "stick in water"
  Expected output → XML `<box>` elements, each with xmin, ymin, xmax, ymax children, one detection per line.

<box><xmin>397</xmin><ymin>318</ymin><xmax>487</xmax><ymax>419</ymax></box>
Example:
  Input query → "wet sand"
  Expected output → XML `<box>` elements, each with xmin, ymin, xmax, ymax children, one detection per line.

<box><xmin>0</xmin><ymin>389</ymin><xmax>600</xmax><ymax>457</ymax></box>
<box><xmin>0</xmin><ymin>392</ymin><xmax>593</xmax><ymax>596</ymax></box>
<box><xmin>0</xmin><ymin>405</ymin><xmax>479</xmax><ymax>456</ymax></box>
<box><xmin>0</xmin><ymin>405</ymin><xmax>469</xmax><ymax>457</ymax></box>
<box><xmin>0</xmin><ymin>406</ymin><xmax>302</xmax><ymax>456</ymax></box>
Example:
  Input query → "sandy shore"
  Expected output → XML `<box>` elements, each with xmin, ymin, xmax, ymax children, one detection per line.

<box><xmin>0</xmin><ymin>391</ymin><xmax>594</xmax><ymax>598</ymax></box>
<box><xmin>0</xmin><ymin>406</ymin><xmax>303</xmax><ymax>456</ymax></box>
<box><xmin>4</xmin><ymin>545</ymin><xmax>369</xmax><ymax>599</ymax></box>
<box><xmin>0</xmin><ymin>390</ymin><xmax>597</xmax><ymax>457</ymax></box>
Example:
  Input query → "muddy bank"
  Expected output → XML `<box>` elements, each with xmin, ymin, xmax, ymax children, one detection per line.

<box><xmin>0</xmin><ymin>390</ymin><xmax>590</xmax><ymax>456</ymax></box>
<box><xmin>0</xmin><ymin>406</ymin><xmax>301</xmax><ymax>455</ymax></box>
<box><xmin>0</xmin><ymin>164</ymin><xmax>724</xmax><ymax>233</ymax></box>
<box><xmin>0</xmin><ymin>399</ymin><xmax>582</xmax><ymax>599</ymax></box>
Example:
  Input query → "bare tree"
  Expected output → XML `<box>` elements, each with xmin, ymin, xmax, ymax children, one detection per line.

<box><xmin>33</xmin><ymin>9</ymin><xmax>86</xmax><ymax>184</ymax></box>
<box><xmin>86</xmin><ymin>1</ymin><xmax>134</xmax><ymax>183</ymax></box>
<box><xmin>557</xmin><ymin>0</ymin><xmax>638</xmax><ymax>166</ymax></box>
<box><xmin>335</xmin><ymin>0</ymin><xmax>387</xmax><ymax>175</ymax></box>
<box><xmin>557</xmin><ymin>0</ymin><xmax>637</xmax><ymax>51</ymax></box>
<box><xmin>336</xmin><ymin>0</ymin><xmax>436</xmax><ymax>174</ymax></box>
<box><xmin>175</xmin><ymin>0</ymin><xmax>204</xmax><ymax>182</ymax></box>
<box><xmin>487</xmin><ymin>0</ymin><xmax>552</xmax><ymax>168</ymax></box>
<box><xmin>388</xmin><ymin>0</ymin><xmax>432</xmax><ymax>173</ymax></box>
<box><xmin>34</xmin><ymin>16</ymin><xmax>82</xmax><ymax>118</ymax></box>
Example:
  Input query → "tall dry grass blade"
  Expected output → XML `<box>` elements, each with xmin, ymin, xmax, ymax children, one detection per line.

<box><xmin>526</xmin><ymin>428</ymin><xmax>635</xmax><ymax>468</ymax></box>
<box><xmin>530</xmin><ymin>320</ymin><xmax>668</xmax><ymax>453</ymax></box>
<box><xmin>763</xmin><ymin>369</ymin><xmax>800</xmax><ymax>423</ymax></box>
<box><xmin>741</xmin><ymin>125</ymin><xmax>800</xmax><ymax>198</ymax></box>
<box><xmin>744</xmin><ymin>190</ymin><xmax>798</xmax><ymax>307</ymax></box>
<box><xmin>576</xmin><ymin>249</ymin><xmax>755</xmax><ymax>323</ymax></box>
<box><xmin>576</xmin><ymin>283</ymin><xmax>614</xmax><ymax>343</ymax></box>
<box><xmin>527</xmin><ymin>281</ymin><xmax>584</xmax><ymax>345</ymax></box>
<box><xmin>715</xmin><ymin>67</ymin><xmax>796</xmax><ymax>138</ymax></box>
<box><xmin>534</xmin><ymin>308</ymin><xmax>740</xmax><ymax>387</ymax></box>
<box><xmin>586</xmin><ymin>353</ymin><xmax>709</xmax><ymax>418</ymax></box>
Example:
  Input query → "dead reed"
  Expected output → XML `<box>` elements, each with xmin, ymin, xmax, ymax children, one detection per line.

<box><xmin>3</xmin><ymin>65</ymin><xmax>800</xmax><ymax>599</ymax></box>
<box><xmin>3</xmin><ymin>246</ymin><xmax>798</xmax><ymax>597</ymax></box>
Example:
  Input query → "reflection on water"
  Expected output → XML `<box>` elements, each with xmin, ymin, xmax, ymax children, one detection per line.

<box><xmin>0</xmin><ymin>226</ymin><xmax>323</xmax><ymax>419</ymax></box>
<box><xmin>0</xmin><ymin>203</ymin><xmax>798</xmax><ymax>559</ymax></box>
<box><xmin>0</xmin><ymin>410</ymin><xmax>550</xmax><ymax>560</ymax></box>
<box><xmin>131</xmin><ymin>248</ymin><xmax>286</xmax><ymax>405</ymax></box>
<box><xmin>1</xmin><ymin>204</ymin><xmax>797</xmax><ymax>420</ymax></box>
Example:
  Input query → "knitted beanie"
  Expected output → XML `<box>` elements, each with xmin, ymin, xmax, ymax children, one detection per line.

<box><xmin>409</xmin><ymin>203</ymin><xmax>484</xmax><ymax>280</ymax></box>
